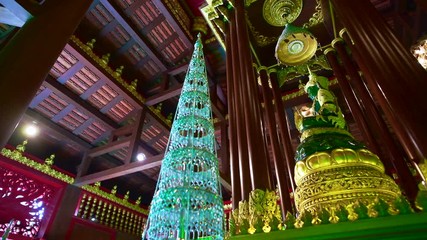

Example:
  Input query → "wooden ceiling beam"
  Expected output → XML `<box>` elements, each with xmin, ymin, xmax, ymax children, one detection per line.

<box><xmin>98</xmin><ymin>20</ymin><xmax>118</xmax><ymax>38</ymax></box>
<box><xmin>168</xmin><ymin>62</ymin><xmax>189</xmax><ymax>76</ymax></box>
<box><xmin>51</xmin><ymin>104</ymin><xmax>75</xmax><ymax>123</ymax></box>
<box><xmin>29</xmin><ymin>87</ymin><xmax>52</xmax><ymax>108</ymax></box>
<box><xmin>88</xmin><ymin>136</ymin><xmax>132</xmax><ymax>157</ymax></box>
<box><xmin>157</xmin><ymin>32</ymin><xmax>179</xmax><ymax>50</ymax></box>
<box><xmin>145</xmin><ymin>85</ymin><xmax>182</xmax><ymax>106</ymax></box>
<box><xmin>57</xmin><ymin>61</ymin><xmax>84</xmax><ymax>84</ymax></box>
<box><xmin>44</xmin><ymin>75</ymin><xmax>119</xmax><ymax>129</ymax></box>
<box><xmin>141</xmin><ymin>15</ymin><xmax>166</xmax><ymax>35</ymax></box>
<box><xmin>115</xmin><ymin>38</ymin><xmax>135</xmax><ymax>57</ymax></box>
<box><xmin>152</xmin><ymin>0</ymin><xmax>192</xmax><ymax>47</ymax></box>
<box><xmin>100</xmin><ymin>0</ymin><xmax>166</xmax><ymax>71</ymax></box>
<box><xmin>124</xmin><ymin>0</ymin><xmax>147</xmax><ymax>14</ymax></box>
<box><xmin>24</xmin><ymin>109</ymin><xmax>92</xmax><ymax>149</ymax></box>
<box><xmin>74</xmin><ymin>154</ymin><xmax>164</xmax><ymax>186</ymax></box>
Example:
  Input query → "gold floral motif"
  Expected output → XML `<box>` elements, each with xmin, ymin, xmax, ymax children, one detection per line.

<box><xmin>302</xmin><ymin>0</ymin><xmax>323</xmax><ymax>28</ymax></box>
<box><xmin>346</xmin><ymin>203</ymin><xmax>359</xmax><ymax>221</ymax></box>
<box><xmin>248</xmin><ymin>189</ymin><xmax>264</xmax><ymax>233</ymax></box>
<box><xmin>246</xmin><ymin>14</ymin><xmax>278</xmax><ymax>47</ymax></box>
<box><xmin>328</xmin><ymin>207</ymin><xmax>339</xmax><ymax>223</ymax></box>
<box><xmin>229</xmin><ymin>189</ymin><xmax>284</xmax><ymax>236</ymax></box>
<box><xmin>276</xmin><ymin>55</ymin><xmax>332</xmax><ymax>86</ymax></box>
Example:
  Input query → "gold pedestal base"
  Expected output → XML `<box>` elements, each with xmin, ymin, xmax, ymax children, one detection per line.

<box><xmin>294</xmin><ymin>148</ymin><xmax>401</xmax><ymax>213</ymax></box>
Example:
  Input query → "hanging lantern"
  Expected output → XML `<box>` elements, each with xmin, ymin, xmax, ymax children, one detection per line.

<box><xmin>275</xmin><ymin>23</ymin><xmax>318</xmax><ymax>66</ymax></box>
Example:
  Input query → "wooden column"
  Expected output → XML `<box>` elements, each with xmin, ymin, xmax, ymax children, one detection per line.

<box><xmin>340</xmin><ymin>30</ymin><xmax>421</xmax><ymax>164</ymax></box>
<box><xmin>324</xmin><ymin>47</ymin><xmax>384</xmax><ymax>166</ymax></box>
<box><xmin>235</xmin><ymin>0</ymin><xmax>271</xmax><ymax>191</ymax></box>
<box><xmin>43</xmin><ymin>185</ymin><xmax>82</xmax><ymax>239</ymax></box>
<box><xmin>259</xmin><ymin>68</ymin><xmax>293</xmax><ymax>215</ymax></box>
<box><xmin>333</xmin><ymin>39</ymin><xmax>419</xmax><ymax>203</ymax></box>
<box><xmin>330</xmin><ymin>0</ymin><xmax>427</xmax><ymax>163</ymax></box>
<box><xmin>229</xmin><ymin>7</ymin><xmax>251</xmax><ymax>200</ymax></box>
<box><xmin>225</xmin><ymin>18</ymin><xmax>241</xmax><ymax>207</ymax></box>
<box><xmin>269</xmin><ymin>72</ymin><xmax>296</xmax><ymax>192</ymax></box>
<box><xmin>0</xmin><ymin>0</ymin><xmax>93</xmax><ymax>148</ymax></box>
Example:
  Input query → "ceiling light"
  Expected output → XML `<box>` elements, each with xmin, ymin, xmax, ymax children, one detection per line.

<box><xmin>137</xmin><ymin>153</ymin><xmax>146</xmax><ymax>161</ymax></box>
<box><xmin>23</xmin><ymin>123</ymin><xmax>39</xmax><ymax>137</ymax></box>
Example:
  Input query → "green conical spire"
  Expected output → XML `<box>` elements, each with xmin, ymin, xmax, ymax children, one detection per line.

<box><xmin>144</xmin><ymin>34</ymin><xmax>224</xmax><ymax>240</ymax></box>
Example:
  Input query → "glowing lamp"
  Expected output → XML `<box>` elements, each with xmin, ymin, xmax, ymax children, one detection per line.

<box><xmin>23</xmin><ymin>123</ymin><xmax>39</xmax><ymax>137</ymax></box>
<box><xmin>136</xmin><ymin>153</ymin><xmax>146</xmax><ymax>161</ymax></box>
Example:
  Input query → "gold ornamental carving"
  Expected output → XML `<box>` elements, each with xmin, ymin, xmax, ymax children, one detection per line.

<box><xmin>291</xmin><ymin>70</ymin><xmax>405</xmax><ymax>227</ymax></box>
<box><xmin>246</xmin><ymin>14</ymin><xmax>278</xmax><ymax>47</ymax></box>
<box><xmin>263</xmin><ymin>0</ymin><xmax>303</xmax><ymax>26</ymax></box>
<box><xmin>229</xmin><ymin>189</ymin><xmax>284</xmax><ymax>236</ymax></box>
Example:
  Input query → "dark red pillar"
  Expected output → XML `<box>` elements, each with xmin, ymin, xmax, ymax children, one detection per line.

<box><xmin>225</xmin><ymin>16</ymin><xmax>241</xmax><ymax>207</ymax></box>
<box><xmin>333</xmin><ymin>39</ymin><xmax>419</xmax><ymax>203</ymax></box>
<box><xmin>269</xmin><ymin>72</ymin><xmax>296</xmax><ymax>192</ymax></box>
<box><xmin>259</xmin><ymin>68</ymin><xmax>293</xmax><ymax>216</ymax></box>
<box><xmin>229</xmin><ymin>7</ymin><xmax>251</xmax><ymax>200</ymax></box>
<box><xmin>234</xmin><ymin>1</ymin><xmax>271</xmax><ymax>191</ymax></box>
<box><xmin>330</xmin><ymin>0</ymin><xmax>427</xmax><ymax>163</ymax></box>
<box><xmin>0</xmin><ymin>0</ymin><xmax>93</xmax><ymax>148</ymax></box>
<box><xmin>324</xmin><ymin>47</ymin><xmax>384</xmax><ymax>164</ymax></box>
<box><xmin>44</xmin><ymin>185</ymin><xmax>82</xmax><ymax>239</ymax></box>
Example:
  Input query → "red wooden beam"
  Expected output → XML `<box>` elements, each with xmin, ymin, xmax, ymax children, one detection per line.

<box><xmin>144</xmin><ymin>85</ymin><xmax>182</xmax><ymax>106</ymax></box>
<box><xmin>74</xmin><ymin>154</ymin><xmax>164</xmax><ymax>186</ymax></box>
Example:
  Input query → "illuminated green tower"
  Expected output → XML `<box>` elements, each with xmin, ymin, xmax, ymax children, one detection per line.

<box><xmin>144</xmin><ymin>34</ymin><xmax>224</xmax><ymax>239</ymax></box>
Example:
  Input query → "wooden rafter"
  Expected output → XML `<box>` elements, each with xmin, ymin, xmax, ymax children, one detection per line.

<box><xmin>100</xmin><ymin>0</ymin><xmax>167</xmax><ymax>71</ymax></box>
<box><xmin>44</xmin><ymin>75</ymin><xmax>119</xmax><ymax>129</ymax></box>
<box><xmin>74</xmin><ymin>154</ymin><xmax>164</xmax><ymax>186</ymax></box>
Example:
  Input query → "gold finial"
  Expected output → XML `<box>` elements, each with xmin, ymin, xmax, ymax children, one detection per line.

<box><xmin>16</xmin><ymin>140</ymin><xmax>28</xmax><ymax>153</ymax></box>
<box><xmin>85</xmin><ymin>39</ymin><xmax>96</xmax><ymax>51</ymax></box>
<box><xmin>136</xmin><ymin>196</ymin><xmax>142</xmax><ymax>205</ymax></box>
<box><xmin>124</xmin><ymin>191</ymin><xmax>130</xmax><ymax>200</ymax></box>
<box><xmin>167</xmin><ymin>113</ymin><xmax>174</xmax><ymax>122</ymax></box>
<box><xmin>114</xmin><ymin>66</ymin><xmax>124</xmax><ymax>77</ymax></box>
<box><xmin>129</xmin><ymin>79</ymin><xmax>138</xmax><ymax>91</ymax></box>
<box><xmin>100</xmin><ymin>53</ymin><xmax>110</xmax><ymax>67</ymax></box>
<box><xmin>94</xmin><ymin>182</ymin><xmax>101</xmax><ymax>188</ymax></box>
<box><xmin>111</xmin><ymin>185</ymin><xmax>118</xmax><ymax>195</ymax></box>
<box><xmin>45</xmin><ymin>154</ymin><xmax>55</xmax><ymax>167</ymax></box>
<box><xmin>155</xmin><ymin>103</ymin><xmax>163</xmax><ymax>112</ymax></box>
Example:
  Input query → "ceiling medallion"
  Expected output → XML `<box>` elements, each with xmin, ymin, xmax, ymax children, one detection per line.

<box><xmin>275</xmin><ymin>23</ymin><xmax>318</xmax><ymax>66</ymax></box>
<box><xmin>263</xmin><ymin>0</ymin><xmax>303</xmax><ymax>27</ymax></box>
